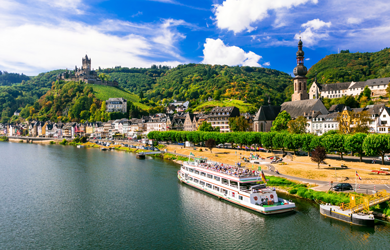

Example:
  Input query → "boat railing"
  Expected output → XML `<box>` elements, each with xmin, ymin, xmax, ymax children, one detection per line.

<box><xmin>184</xmin><ymin>161</ymin><xmax>261</xmax><ymax>178</ymax></box>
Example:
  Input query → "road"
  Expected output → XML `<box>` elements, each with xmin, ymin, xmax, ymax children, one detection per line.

<box><xmin>265</xmin><ymin>164</ymin><xmax>390</xmax><ymax>194</ymax></box>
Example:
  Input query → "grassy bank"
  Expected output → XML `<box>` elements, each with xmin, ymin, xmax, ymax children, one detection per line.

<box><xmin>0</xmin><ymin>136</ymin><xmax>9</xmax><ymax>141</ymax></box>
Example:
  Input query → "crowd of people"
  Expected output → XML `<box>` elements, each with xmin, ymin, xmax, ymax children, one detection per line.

<box><xmin>198</xmin><ymin>162</ymin><xmax>260</xmax><ymax>177</ymax></box>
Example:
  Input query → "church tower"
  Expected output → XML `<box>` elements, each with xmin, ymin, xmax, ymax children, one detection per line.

<box><xmin>291</xmin><ymin>39</ymin><xmax>309</xmax><ymax>101</ymax></box>
<box><xmin>82</xmin><ymin>55</ymin><xmax>91</xmax><ymax>75</ymax></box>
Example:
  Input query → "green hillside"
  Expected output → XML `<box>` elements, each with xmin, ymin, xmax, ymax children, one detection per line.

<box><xmin>92</xmin><ymin>84</ymin><xmax>149</xmax><ymax>110</ymax></box>
<box><xmin>307</xmin><ymin>48</ymin><xmax>390</xmax><ymax>85</ymax></box>
<box><xmin>193</xmin><ymin>99</ymin><xmax>256</xmax><ymax>113</ymax></box>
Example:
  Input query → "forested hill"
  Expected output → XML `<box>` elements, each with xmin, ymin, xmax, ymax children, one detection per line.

<box><xmin>0</xmin><ymin>71</ymin><xmax>30</xmax><ymax>86</ymax></box>
<box><xmin>104</xmin><ymin>64</ymin><xmax>293</xmax><ymax>106</ymax></box>
<box><xmin>306</xmin><ymin>48</ymin><xmax>390</xmax><ymax>85</ymax></box>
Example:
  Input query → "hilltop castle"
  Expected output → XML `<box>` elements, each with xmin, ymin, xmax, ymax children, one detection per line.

<box><xmin>57</xmin><ymin>55</ymin><xmax>118</xmax><ymax>86</ymax></box>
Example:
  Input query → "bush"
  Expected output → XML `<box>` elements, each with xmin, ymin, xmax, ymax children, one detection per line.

<box><xmin>0</xmin><ymin>136</ymin><xmax>9</xmax><ymax>141</ymax></box>
<box><xmin>50</xmin><ymin>141</ymin><xmax>55</xmax><ymax>145</ymax></box>
<box><xmin>59</xmin><ymin>139</ymin><xmax>68</xmax><ymax>145</ymax></box>
<box><xmin>289</xmin><ymin>188</ymin><xmax>298</xmax><ymax>194</ymax></box>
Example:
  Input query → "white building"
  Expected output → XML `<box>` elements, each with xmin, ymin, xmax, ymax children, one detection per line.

<box><xmin>106</xmin><ymin>98</ymin><xmax>127</xmax><ymax>113</ymax></box>
<box><xmin>309</xmin><ymin>77</ymin><xmax>390</xmax><ymax>99</ymax></box>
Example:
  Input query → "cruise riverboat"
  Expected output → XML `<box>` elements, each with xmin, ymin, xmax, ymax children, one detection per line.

<box><xmin>178</xmin><ymin>160</ymin><xmax>295</xmax><ymax>214</ymax></box>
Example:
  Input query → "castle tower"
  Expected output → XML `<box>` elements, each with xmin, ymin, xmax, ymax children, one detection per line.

<box><xmin>82</xmin><ymin>55</ymin><xmax>91</xmax><ymax>75</ymax></box>
<box><xmin>291</xmin><ymin>39</ymin><xmax>309</xmax><ymax>101</ymax></box>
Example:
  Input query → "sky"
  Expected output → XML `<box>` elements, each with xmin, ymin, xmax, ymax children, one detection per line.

<box><xmin>1</xmin><ymin>0</ymin><xmax>390</xmax><ymax>76</ymax></box>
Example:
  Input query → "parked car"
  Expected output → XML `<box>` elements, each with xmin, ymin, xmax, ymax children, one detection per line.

<box><xmin>378</xmin><ymin>156</ymin><xmax>390</xmax><ymax>161</ymax></box>
<box><xmin>332</xmin><ymin>183</ymin><xmax>353</xmax><ymax>191</ymax></box>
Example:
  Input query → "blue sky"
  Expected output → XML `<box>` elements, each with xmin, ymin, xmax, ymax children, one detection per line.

<box><xmin>1</xmin><ymin>0</ymin><xmax>390</xmax><ymax>76</ymax></box>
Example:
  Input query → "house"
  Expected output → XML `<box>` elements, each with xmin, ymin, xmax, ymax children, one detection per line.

<box><xmin>206</xmin><ymin>106</ymin><xmax>240</xmax><ymax>132</ymax></box>
<box><xmin>378</xmin><ymin>107</ymin><xmax>390</xmax><ymax>133</ymax></box>
<box><xmin>106</xmin><ymin>98</ymin><xmax>127</xmax><ymax>113</ymax></box>
<box><xmin>13</xmin><ymin>110</ymin><xmax>20</xmax><ymax>116</ymax></box>
<box><xmin>309</xmin><ymin>77</ymin><xmax>390</xmax><ymax>99</ymax></box>
<box><xmin>184</xmin><ymin>113</ymin><xmax>196</xmax><ymax>131</ymax></box>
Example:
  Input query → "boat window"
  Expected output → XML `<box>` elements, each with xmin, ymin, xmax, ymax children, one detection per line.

<box><xmin>222</xmin><ymin>189</ymin><xmax>228</xmax><ymax>195</ymax></box>
<box><xmin>239</xmin><ymin>196</ymin><xmax>243</xmax><ymax>200</ymax></box>
<box><xmin>181</xmin><ymin>166</ymin><xmax>185</xmax><ymax>170</ymax></box>
<box><xmin>186</xmin><ymin>167</ymin><xmax>189</xmax><ymax>171</ymax></box>
<box><xmin>240</xmin><ymin>182</ymin><xmax>256</xmax><ymax>191</ymax></box>
<box><xmin>207</xmin><ymin>174</ymin><xmax>213</xmax><ymax>179</ymax></box>
<box><xmin>230</xmin><ymin>181</ymin><xmax>238</xmax><ymax>188</ymax></box>
<box><xmin>195</xmin><ymin>170</ymin><xmax>199</xmax><ymax>175</ymax></box>
<box><xmin>222</xmin><ymin>178</ymin><xmax>229</xmax><ymax>185</ymax></box>
<box><xmin>200</xmin><ymin>181</ymin><xmax>205</xmax><ymax>185</ymax></box>
<box><xmin>189</xmin><ymin>168</ymin><xmax>194</xmax><ymax>173</ymax></box>
<box><xmin>214</xmin><ymin>176</ymin><xmax>220</xmax><ymax>181</ymax></box>
<box><xmin>194</xmin><ymin>179</ymin><xmax>199</xmax><ymax>183</ymax></box>
<box><xmin>189</xmin><ymin>177</ymin><xmax>193</xmax><ymax>181</ymax></box>
<box><xmin>214</xmin><ymin>186</ymin><xmax>220</xmax><ymax>192</ymax></box>
<box><xmin>206</xmin><ymin>183</ymin><xmax>212</xmax><ymax>188</ymax></box>
<box><xmin>200</xmin><ymin>172</ymin><xmax>206</xmax><ymax>177</ymax></box>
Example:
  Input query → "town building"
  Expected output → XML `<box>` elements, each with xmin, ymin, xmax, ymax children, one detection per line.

<box><xmin>309</xmin><ymin>77</ymin><xmax>390</xmax><ymax>99</ymax></box>
<box><xmin>106</xmin><ymin>98</ymin><xmax>127</xmax><ymax>113</ymax></box>
<box><xmin>206</xmin><ymin>106</ymin><xmax>240</xmax><ymax>132</ymax></box>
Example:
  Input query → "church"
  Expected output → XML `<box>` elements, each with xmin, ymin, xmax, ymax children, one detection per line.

<box><xmin>253</xmin><ymin>39</ymin><xmax>328</xmax><ymax>132</ymax></box>
<box><xmin>57</xmin><ymin>55</ymin><xmax>118</xmax><ymax>87</ymax></box>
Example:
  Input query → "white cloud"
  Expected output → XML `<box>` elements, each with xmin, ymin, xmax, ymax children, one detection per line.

<box><xmin>201</xmin><ymin>38</ymin><xmax>262</xmax><ymax>67</ymax></box>
<box><xmin>294</xmin><ymin>19</ymin><xmax>331</xmax><ymax>46</ymax></box>
<box><xmin>347</xmin><ymin>17</ymin><xmax>362</xmax><ymax>24</ymax></box>
<box><xmin>305</xmin><ymin>58</ymin><xmax>310</xmax><ymax>61</ymax></box>
<box><xmin>38</xmin><ymin>0</ymin><xmax>84</xmax><ymax>14</ymax></box>
<box><xmin>0</xmin><ymin>1</ymin><xmax>188</xmax><ymax>75</ymax></box>
<box><xmin>263</xmin><ymin>62</ymin><xmax>270</xmax><ymax>66</ymax></box>
<box><xmin>213</xmin><ymin>0</ymin><xmax>318</xmax><ymax>33</ymax></box>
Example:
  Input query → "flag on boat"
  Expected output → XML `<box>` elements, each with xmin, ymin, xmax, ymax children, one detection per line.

<box><xmin>356</xmin><ymin>171</ymin><xmax>362</xmax><ymax>180</ymax></box>
<box><xmin>261</xmin><ymin>170</ymin><xmax>267</xmax><ymax>183</ymax></box>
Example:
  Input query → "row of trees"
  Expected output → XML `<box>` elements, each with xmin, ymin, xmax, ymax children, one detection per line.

<box><xmin>148</xmin><ymin>131</ymin><xmax>390</xmax><ymax>164</ymax></box>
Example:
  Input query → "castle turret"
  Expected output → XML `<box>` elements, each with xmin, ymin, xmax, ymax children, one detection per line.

<box><xmin>82</xmin><ymin>55</ymin><xmax>91</xmax><ymax>75</ymax></box>
<box><xmin>291</xmin><ymin>39</ymin><xmax>309</xmax><ymax>101</ymax></box>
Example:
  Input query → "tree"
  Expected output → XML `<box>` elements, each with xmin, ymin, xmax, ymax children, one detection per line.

<box><xmin>98</xmin><ymin>73</ymin><xmax>110</xmax><ymax>82</ymax></box>
<box><xmin>271</xmin><ymin>111</ymin><xmax>291</xmax><ymax>132</ymax></box>
<box><xmin>273</xmin><ymin>132</ymin><xmax>287</xmax><ymax>153</ymax></box>
<box><xmin>213</xmin><ymin>90</ymin><xmax>221</xmax><ymax>101</ymax></box>
<box><xmin>345</xmin><ymin>133</ymin><xmax>367</xmax><ymax>162</ymax></box>
<box><xmin>198</xmin><ymin>121</ymin><xmax>214</xmax><ymax>132</ymax></box>
<box><xmin>322</xmin><ymin>134</ymin><xmax>346</xmax><ymax>160</ymax></box>
<box><xmin>261</xmin><ymin>132</ymin><xmax>275</xmax><ymax>152</ymax></box>
<box><xmin>287</xmin><ymin>116</ymin><xmax>307</xmax><ymax>134</ymax></box>
<box><xmin>229</xmin><ymin>116</ymin><xmax>250</xmax><ymax>132</ymax></box>
<box><xmin>363</xmin><ymin>134</ymin><xmax>390</xmax><ymax>165</ymax></box>
<box><xmin>205</xmin><ymin>138</ymin><xmax>216</xmax><ymax>153</ymax></box>
<box><xmin>139</xmin><ymin>90</ymin><xmax>144</xmax><ymax>99</ymax></box>
<box><xmin>363</xmin><ymin>85</ymin><xmax>371</xmax><ymax>99</ymax></box>
<box><xmin>101</xmin><ymin>101</ymin><xmax>106</xmax><ymax>112</ymax></box>
<box><xmin>353</xmin><ymin>110</ymin><xmax>373</xmax><ymax>133</ymax></box>
<box><xmin>311</xmin><ymin>146</ymin><xmax>326</xmax><ymax>169</ymax></box>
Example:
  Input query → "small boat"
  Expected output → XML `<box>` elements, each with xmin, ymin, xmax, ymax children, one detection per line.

<box><xmin>178</xmin><ymin>160</ymin><xmax>295</xmax><ymax>215</ymax></box>
<box><xmin>77</xmin><ymin>145</ymin><xmax>84</xmax><ymax>148</ymax></box>
<box><xmin>136</xmin><ymin>153</ymin><xmax>145</xmax><ymax>159</ymax></box>
<box><xmin>100</xmin><ymin>147</ymin><xmax>108</xmax><ymax>151</ymax></box>
<box><xmin>320</xmin><ymin>204</ymin><xmax>375</xmax><ymax>226</ymax></box>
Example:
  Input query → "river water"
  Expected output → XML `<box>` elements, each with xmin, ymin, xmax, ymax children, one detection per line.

<box><xmin>1</xmin><ymin>142</ymin><xmax>389</xmax><ymax>249</ymax></box>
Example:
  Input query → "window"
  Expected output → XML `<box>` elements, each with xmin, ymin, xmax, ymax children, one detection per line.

<box><xmin>207</xmin><ymin>174</ymin><xmax>213</xmax><ymax>179</ymax></box>
<box><xmin>200</xmin><ymin>172</ymin><xmax>206</xmax><ymax>177</ymax></box>
<box><xmin>222</xmin><ymin>178</ymin><xmax>229</xmax><ymax>185</ymax></box>
<box><xmin>194</xmin><ymin>179</ymin><xmax>199</xmax><ymax>183</ymax></box>
<box><xmin>214</xmin><ymin>176</ymin><xmax>220</xmax><ymax>181</ymax></box>
<box><xmin>200</xmin><ymin>181</ymin><xmax>205</xmax><ymax>185</ymax></box>
<box><xmin>189</xmin><ymin>168</ymin><xmax>194</xmax><ymax>173</ymax></box>
<box><xmin>214</xmin><ymin>186</ymin><xmax>220</xmax><ymax>192</ymax></box>
<box><xmin>206</xmin><ymin>183</ymin><xmax>212</xmax><ymax>188</ymax></box>
<box><xmin>239</xmin><ymin>196</ymin><xmax>243</xmax><ymax>200</ymax></box>
<box><xmin>195</xmin><ymin>170</ymin><xmax>199</xmax><ymax>175</ymax></box>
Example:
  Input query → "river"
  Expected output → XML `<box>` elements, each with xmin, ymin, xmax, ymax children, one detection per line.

<box><xmin>0</xmin><ymin>142</ymin><xmax>389</xmax><ymax>249</ymax></box>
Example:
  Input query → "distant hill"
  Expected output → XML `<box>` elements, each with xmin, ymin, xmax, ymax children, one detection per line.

<box><xmin>306</xmin><ymin>48</ymin><xmax>390</xmax><ymax>85</ymax></box>
<box><xmin>0</xmin><ymin>71</ymin><xmax>30</xmax><ymax>86</ymax></box>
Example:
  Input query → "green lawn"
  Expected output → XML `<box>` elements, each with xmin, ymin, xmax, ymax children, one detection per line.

<box><xmin>193</xmin><ymin>99</ymin><xmax>255</xmax><ymax>113</ymax></box>
<box><xmin>92</xmin><ymin>85</ymin><xmax>149</xmax><ymax>110</ymax></box>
